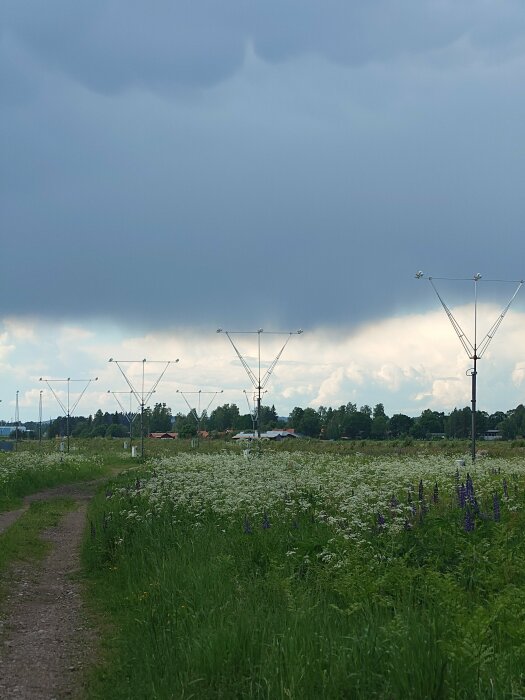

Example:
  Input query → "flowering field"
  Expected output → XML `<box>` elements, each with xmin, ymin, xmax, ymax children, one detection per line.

<box><xmin>84</xmin><ymin>450</ymin><xmax>525</xmax><ymax>699</ymax></box>
<box><xmin>0</xmin><ymin>451</ymin><xmax>105</xmax><ymax>509</ymax></box>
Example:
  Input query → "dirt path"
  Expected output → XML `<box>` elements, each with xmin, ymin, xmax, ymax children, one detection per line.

<box><xmin>0</xmin><ymin>480</ymin><xmax>109</xmax><ymax>699</ymax></box>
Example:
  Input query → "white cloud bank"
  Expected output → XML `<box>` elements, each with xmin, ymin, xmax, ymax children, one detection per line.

<box><xmin>1</xmin><ymin>305</ymin><xmax>525</xmax><ymax>421</ymax></box>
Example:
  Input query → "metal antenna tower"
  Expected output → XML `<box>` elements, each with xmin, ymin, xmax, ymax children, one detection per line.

<box><xmin>176</xmin><ymin>389</ymin><xmax>223</xmax><ymax>444</ymax></box>
<box><xmin>217</xmin><ymin>328</ymin><xmax>303</xmax><ymax>438</ymax></box>
<box><xmin>243</xmin><ymin>388</ymin><xmax>267</xmax><ymax>435</ymax></box>
<box><xmin>39</xmin><ymin>376</ymin><xmax>98</xmax><ymax>453</ymax></box>
<box><xmin>39</xmin><ymin>390</ymin><xmax>43</xmax><ymax>445</ymax></box>
<box><xmin>15</xmin><ymin>390</ymin><xmax>19</xmax><ymax>450</ymax></box>
<box><xmin>107</xmin><ymin>390</ymin><xmax>141</xmax><ymax>448</ymax></box>
<box><xmin>108</xmin><ymin>358</ymin><xmax>179</xmax><ymax>457</ymax></box>
<box><xmin>416</xmin><ymin>271</ymin><xmax>523</xmax><ymax>461</ymax></box>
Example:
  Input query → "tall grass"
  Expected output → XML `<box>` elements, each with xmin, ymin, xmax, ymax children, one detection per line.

<box><xmin>82</xmin><ymin>454</ymin><xmax>525</xmax><ymax>698</ymax></box>
<box><xmin>0</xmin><ymin>451</ymin><xmax>107</xmax><ymax>511</ymax></box>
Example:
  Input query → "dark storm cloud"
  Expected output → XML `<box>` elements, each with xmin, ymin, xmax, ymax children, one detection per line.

<box><xmin>3</xmin><ymin>1</ymin><xmax>525</xmax><ymax>94</ymax></box>
<box><xmin>2</xmin><ymin>2</ymin><xmax>525</xmax><ymax>331</ymax></box>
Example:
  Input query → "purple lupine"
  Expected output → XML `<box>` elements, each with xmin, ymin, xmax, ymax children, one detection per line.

<box><xmin>503</xmin><ymin>479</ymin><xmax>509</xmax><ymax>499</ymax></box>
<box><xmin>466</xmin><ymin>473</ymin><xmax>474</xmax><ymax>499</ymax></box>
<box><xmin>493</xmin><ymin>493</ymin><xmax>501</xmax><ymax>522</ymax></box>
<box><xmin>390</xmin><ymin>495</ymin><xmax>399</xmax><ymax>510</ymax></box>
<box><xmin>433</xmin><ymin>483</ymin><xmax>439</xmax><ymax>504</ymax></box>
<box><xmin>262</xmin><ymin>513</ymin><xmax>271</xmax><ymax>529</ymax></box>
<box><xmin>418</xmin><ymin>479</ymin><xmax>424</xmax><ymax>502</ymax></box>
<box><xmin>243</xmin><ymin>516</ymin><xmax>253</xmax><ymax>534</ymax></box>
<box><xmin>464</xmin><ymin>509</ymin><xmax>475</xmax><ymax>532</ymax></box>
<box><xmin>377</xmin><ymin>512</ymin><xmax>386</xmax><ymax>528</ymax></box>
<box><xmin>459</xmin><ymin>483</ymin><xmax>467</xmax><ymax>508</ymax></box>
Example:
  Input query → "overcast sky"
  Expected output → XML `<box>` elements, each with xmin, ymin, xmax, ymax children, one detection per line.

<box><xmin>2</xmin><ymin>2</ymin><xmax>525</xmax><ymax>421</ymax></box>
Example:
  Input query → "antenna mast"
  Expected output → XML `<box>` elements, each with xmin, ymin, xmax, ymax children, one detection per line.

<box><xmin>39</xmin><ymin>376</ymin><xmax>98</xmax><ymax>453</ymax></box>
<box><xmin>108</xmin><ymin>358</ymin><xmax>179</xmax><ymax>457</ymax></box>
<box><xmin>176</xmin><ymin>389</ymin><xmax>223</xmax><ymax>445</ymax></box>
<box><xmin>217</xmin><ymin>328</ymin><xmax>302</xmax><ymax>438</ymax></box>
<box><xmin>416</xmin><ymin>271</ymin><xmax>523</xmax><ymax>461</ymax></box>
<box><xmin>108</xmin><ymin>390</ymin><xmax>140</xmax><ymax>448</ymax></box>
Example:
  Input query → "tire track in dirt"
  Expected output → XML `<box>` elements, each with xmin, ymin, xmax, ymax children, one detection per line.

<box><xmin>0</xmin><ymin>479</ymin><xmax>116</xmax><ymax>699</ymax></box>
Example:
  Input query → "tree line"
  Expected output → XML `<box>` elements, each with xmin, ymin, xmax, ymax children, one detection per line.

<box><xmin>9</xmin><ymin>401</ymin><xmax>525</xmax><ymax>441</ymax></box>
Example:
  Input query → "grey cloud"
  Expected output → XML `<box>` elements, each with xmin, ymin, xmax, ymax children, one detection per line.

<box><xmin>2</xmin><ymin>3</ymin><xmax>525</xmax><ymax>333</ymax></box>
<box><xmin>2</xmin><ymin>1</ymin><xmax>525</xmax><ymax>96</ymax></box>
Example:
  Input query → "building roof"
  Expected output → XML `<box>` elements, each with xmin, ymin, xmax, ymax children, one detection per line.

<box><xmin>232</xmin><ymin>430</ymin><xmax>298</xmax><ymax>440</ymax></box>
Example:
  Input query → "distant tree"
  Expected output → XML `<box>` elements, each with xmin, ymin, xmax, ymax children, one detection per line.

<box><xmin>372</xmin><ymin>403</ymin><xmax>386</xmax><ymax>419</ymax></box>
<box><xmin>445</xmin><ymin>407</ymin><xmax>471</xmax><ymax>438</ymax></box>
<box><xmin>299</xmin><ymin>408</ymin><xmax>321</xmax><ymax>437</ymax></box>
<box><xmin>174</xmin><ymin>412</ymin><xmax>197</xmax><ymax>438</ymax></box>
<box><xmin>389</xmin><ymin>413</ymin><xmax>413</xmax><ymax>437</ymax></box>
<box><xmin>289</xmin><ymin>407</ymin><xmax>304</xmax><ymax>430</ymax></box>
<box><xmin>105</xmin><ymin>423</ymin><xmax>128</xmax><ymax>438</ymax></box>
<box><xmin>259</xmin><ymin>405</ymin><xmax>279</xmax><ymax>431</ymax></box>
<box><xmin>343</xmin><ymin>411</ymin><xmax>372</xmax><ymax>439</ymax></box>
<box><xmin>488</xmin><ymin>411</ymin><xmax>506</xmax><ymax>430</ymax></box>
<box><xmin>209</xmin><ymin>404</ymin><xmax>240</xmax><ymax>432</ymax></box>
<box><xmin>150</xmin><ymin>403</ymin><xmax>172</xmax><ymax>432</ymax></box>
<box><xmin>371</xmin><ymin>414</ymin><xmax>388</xmax><ymax>440</ymax></box>
<box><xmin>410</xmin><ymin>409</ymin><xmax>445</xmax><ymax>439</ymax></box>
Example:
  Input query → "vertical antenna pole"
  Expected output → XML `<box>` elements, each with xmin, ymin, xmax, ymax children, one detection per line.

<box><xmin>39</xmin><ymin>390</ymin><xmax>43</xmax><ymax>446</ymax></box>
<box><xmin>470</xmin><ymin>357</ymin><xmax>477</xmax><ymax>461</ymax></box>
<box><xmin>66</xmin><ymin>378</ymin><xmax>70</xmax><ymax>453</ymax></box>
<box><xmin>15</xmin><ymin>390</ymin><xmax>19</xmax><ymax>451</ymax></box>
<box><xmin>257</xmin><ymin>330</ymin><xmax>262</xmax><ymax>438</ymax></box>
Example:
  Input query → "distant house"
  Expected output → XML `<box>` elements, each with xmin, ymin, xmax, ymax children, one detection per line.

<box><xmin>149</xmin><ymin>432</ymin><xmax>178</xmax><ymax>439</ymax></box>
<box><xmin>0</xmin><ymin>426</ymin><xmax>27</xmax><ymax>437</ymax></box>
<box><xmin>483</xmin><ymin>429</ymin><xmax>503</xmax><ymax>441</ymax></box>
<box><xmin>232</xmin><ymin>430</ymin><xmax>298</xmax><ymax>441</ymax></box>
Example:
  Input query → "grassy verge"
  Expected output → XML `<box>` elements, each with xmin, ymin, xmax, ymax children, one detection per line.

<box><xmin>0</xmin><ymin>498</ymin><xmax>76</xmax><ymax>582</ymax></box>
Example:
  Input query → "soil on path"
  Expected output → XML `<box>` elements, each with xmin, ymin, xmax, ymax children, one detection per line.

<box><xmin>0</xmin><ymin>479</ymin><xmax>112</xmax><ymax>699</ymax></box>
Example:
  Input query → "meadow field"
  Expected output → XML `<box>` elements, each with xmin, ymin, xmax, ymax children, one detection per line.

<box><xmin>73</xmin><ymin>440</ymin><xmax>525</xmax><ymax>699</ymax></box>
<box><xmin>3</xmin><ymin>439</ymin><xmax>525</xmax><ymax>697</ymax></box>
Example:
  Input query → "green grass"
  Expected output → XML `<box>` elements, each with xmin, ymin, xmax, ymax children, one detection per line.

<box><xmin>0</xmin><ymin>498</ymin><xmax>76</xmax><ymax>581</ymax></box>
<box><xmin>0</xmin><ymin>449</ymin><xmax>128</xmax><ymax>512</ymax></box>
<box><xmin>82</xmin><ymin>460</ymin><xmax>525</xmax><ymax>699</ymax></box>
